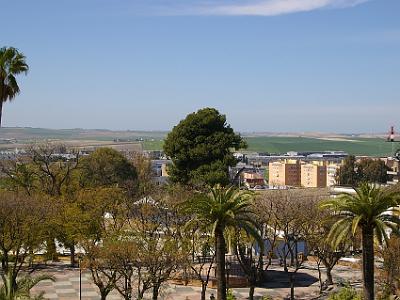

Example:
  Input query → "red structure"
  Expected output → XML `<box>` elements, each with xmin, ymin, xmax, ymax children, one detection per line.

<box><xmin>387</xmin><ymin>126</ymin><xmax>395</xmax><ymax>142</ymax></box>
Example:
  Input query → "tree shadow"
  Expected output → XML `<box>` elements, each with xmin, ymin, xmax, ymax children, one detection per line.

<box><xmin>260</xmin><ymin>269</ymin><xmax>319</xmax><ymax>288</ymax></box>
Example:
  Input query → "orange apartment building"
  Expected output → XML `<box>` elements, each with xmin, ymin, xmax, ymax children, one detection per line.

<box><xmin>268</xmin><ymin>159</ymin><xmax>301</xmax><ymax>187</ymax></box>
<box><xmin>301</xmin><ymin>162</ymin><xmax>327</xmax><ymax>188</ymax></box>
<box><xmin>269</xmin><ymin>159</ymin><xmax>342</xmax><ymax>188</ymax></box>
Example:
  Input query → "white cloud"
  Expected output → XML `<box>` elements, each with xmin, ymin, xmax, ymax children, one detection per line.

<box><xmin>169</xmin><ymin>0</ymin><xmax>370</xmax><ymax>16</ymax></box>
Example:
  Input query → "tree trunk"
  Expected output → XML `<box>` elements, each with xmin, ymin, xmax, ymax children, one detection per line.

<box><xmin>317</xmin><ymin>261</ymin><xmax>323</xmax><ymax>293</ymax></box>
<box><xmin>201</xmin><ymin>282</ymin><xmax>207</xmax><ymax>300</ymax></box>
<box><xmin>70</xmin><ymin>244</ymin><xmax>75</xmax><ymax>267</ymax></box>
<box><xmin>0</xmin><ymin>101</ymin><xmax>3</xmax><ymax>127</ymax></box>
<box><xmin>249</xmin><ymin>285</ymin><xmax>255</xmax><ymax>300</ymax></box>
<box><xmin>326</xmin><ymin>267</ymin><xmax>333</xmax><ymax>285</ymax></box>
<box><xmin>215</xmin><ymin>227</ymin><xmax>227</xmax><ymax>300</ymax></box>
<box><xmin>289</xmin><ymin>273</ymin><xmax>295</xmax><ymax>300</ymax></box>
<box><xmin>46</xmin><ymin>237</ymin><xmax>58</xmax><ymax>261</ymax></box>
<box><xmin>152</xmin><ymin>284</ymin><xmax>160</xmax><ymax>300</ymax></box>
<box><xmin>100</xmin><ymin>290</ymin><xmax>109</xmax><ymax>300</ymax></box>
<box><xmin>362</xmin><ymin>226</ymin><xmax>374</xmax><ymax>300</ymax></box>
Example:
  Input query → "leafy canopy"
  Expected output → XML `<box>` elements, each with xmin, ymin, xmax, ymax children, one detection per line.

<box><xmin>183</xmin><ymin>185</ymin><xmax>260</xmax><ymax>240</ymax></box>
<box><xmin>79</xmin><ymin>148</ymin><xmax>137</xmax><ymax>188</ymax></box>
<box><xmin>163</xmin><ymin>107</ymin><xmax>246</xmax><ymax>187</ymax></box>
<box><xmin>321</xmin><ymin>183</ymin><xmax>400</xmax><ymax>248</ymax></box>
<box><xmin>0</xmin><ymin>47</ymin><xmax>29</xmax><ymax>103</ymax></box>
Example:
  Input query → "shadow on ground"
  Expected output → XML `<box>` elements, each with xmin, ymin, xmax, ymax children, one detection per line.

<box><xmin>260</xmin><ymin>269</ymin><xmax>319</xmax><ymax>289</ymax></box>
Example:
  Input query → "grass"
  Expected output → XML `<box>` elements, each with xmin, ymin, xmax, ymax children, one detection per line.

<box><xmin>143</xmin><ymin>137</ymin><xmax>399</xmax><ymax>157</ymax></box>
<box><xmin>245</xmin><ymin>137</ymin><xmax>397</xmax><ymax>156</ymax></box>
<box><xmin>142</xmin><ymin>140</ymin><xmax>164</xmax><ymax>151</ymax></box>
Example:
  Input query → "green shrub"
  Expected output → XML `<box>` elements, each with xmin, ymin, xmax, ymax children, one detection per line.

<box><xmin>227</xmin><ymin>289</ymin><xmax>237</xmax><ymax>300</ymax></box>
<box><xmin>328</xmin><ymin>286</ymin><xmax>362</xmax><ymax>300</ymax></box>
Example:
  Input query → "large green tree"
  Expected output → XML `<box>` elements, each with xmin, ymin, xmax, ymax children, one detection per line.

<box><xmin>336</xmin><ymin>155</ymin><xmax>358</xmax><ymax>186</ymax></box>
<box><xmin>0</xmin><ymin>47</ymin><xmax>29</xmax><ymax>127</ymax></box>
<box><xmin>163</xmin><ymin>108</ymin><xmax>246</xmax><ymax>187</ymax></box>
<box><xmin>321</xmin><ymin>184</ymin><xmax>400</xmax><ymax>300</ymax></box>
<box><xmin>336</xmin><ymin>156</ymin><xmax>391</xmax><ymax>186</ymax></box>
<box><xmin>182</xmin><ymin>186</ymin><xmax>260</xmax><ymax>300</ymax></box>
<box><xmin>79</xmin><ymin>148</ymin><xmax>137</xmax><ymax>190</ymax></box>
<box><xmin>357</xmin><ymin>158</ymin><xmax>390</xmax><ymax>184</ymax></box>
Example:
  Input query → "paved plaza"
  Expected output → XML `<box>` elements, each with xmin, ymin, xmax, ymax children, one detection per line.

<box><xmin>30</xmin><ymin>262</ymin><xmax>362</xmax><ymax>300</ymax></box>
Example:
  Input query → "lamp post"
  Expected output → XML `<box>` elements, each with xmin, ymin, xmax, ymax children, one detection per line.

<box><xmin>78</xmin><ymin>255</ymin><xmax>82</xmax><ymax>300</ymax></box>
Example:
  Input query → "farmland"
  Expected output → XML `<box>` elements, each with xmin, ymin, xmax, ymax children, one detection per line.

<box><xmin>0</xmin><ymin>128</ymin><xmax>397</xmax><ymax>156</ymax></box>
<box><xmin>144</xmin><ymin>136</ymin><xmax>397</xmax><ymax>157</ymax></box>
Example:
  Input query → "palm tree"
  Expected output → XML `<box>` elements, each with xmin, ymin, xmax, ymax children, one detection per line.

<box><xmin>0</xmin><ymin>272</ymin><xmax>55</xmax><ymax>300</ymax></box>
<box><xmin>0</xmin><ymin>47</ymin><xmax>29</xmax><ymax>127</ymax></box>
<box><xmin>321</xmin><ymin>183</ymin><xmax>400</xmax><ymax>300</ymax></box>
<box><xmin>183</xmin><ymin>186</ymin><xmax>261</xmax><ymax>300</ymax></box>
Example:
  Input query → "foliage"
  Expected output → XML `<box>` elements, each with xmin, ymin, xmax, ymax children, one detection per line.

<box><xmin>163</xmin><ymin>107</ymin><xmax>246</xmax><ymax>187</ymax></box>
<box><xmin>321</xmin><ymin>184</ymin><xmax>400</xmax><ymax>300</ymax></box>
<box><xmin>336</xmin><ymin>156</ymin><xmax>391</xmax><ymax>186</ymax></box>
<box><xmin>357</xmin><ymin>158</ymin><xmax>390</xmax><ymax>184</ymax></box>
<box><xmin>0</xmin><ymin>272</ymin><xmax>55</xmax><ymax>300</ymax></box>
<box><xmin>0</xmin><ymin>144</ymin><xmax>80</xmax><ymax>196</ymax></box>
<box><xmin>380</xmin><ymin>236</ymin><xmax>400</xmax><ymax>297</ymax></box>
<box><xmin>79</xmin><ymin>148</ymin><xmax>137</xmax><ymax>190</ymax></box>
<box><xmin>226</xmin><ymin>289</ymin><xmax>236</xmax><ymax>300</ymax></box>
<box><xmin>257</xmin><ymin>189</ymin><xmax>329</xmax><ymax>300</ymax></box>
<box><xmin>336</xmin><ymin>155</ymin><xmax>358</xmax><ymax>186</ymax></box>
<box><xmin>182</xmin><ymin>186</ymin><xmax>259</xmax><ymax>300</ymax></box>
<box><xmin>327</xmin><ymin>285</ymin><xmax>362</xmax><ymax>300</ymax></box>
<box><xmin>0</xmin><ymin>192</ymin><xmax>49</xmax><ymax>293</ymax></box>
<box><xmin>0</xmin><ymin>47</ymin><xmax>29</xmax><ymax>126</ymax></box>
<box><xmin>321</xmin><ymin>184</ymin><xmax>400</xmax><ymax>248</ymax></box>
<box><xmin>183</xmin><ymin>186</ymin><xmax>259</xmax><ymax>238</ymax></box>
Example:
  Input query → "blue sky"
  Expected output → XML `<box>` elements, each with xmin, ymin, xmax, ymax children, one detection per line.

<box><xmin>1</xmin><ymin>0</ymin><xmax>400</xmax><ymax>133</ymax></box>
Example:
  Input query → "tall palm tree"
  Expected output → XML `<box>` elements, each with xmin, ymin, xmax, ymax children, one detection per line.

<box><xmin>183</xmin><ymin>186</ymin><xmax>260</xmax><ymax>300</ymax></box>
<box><xmin>321</xmin><ymin>183</ymin><xmax>400</xmax><ymax>300</ymax></box>
<box><xmin>0</xmin><ymin>47</ymin><xmax>29</xmax><ymax>127</ymax></box>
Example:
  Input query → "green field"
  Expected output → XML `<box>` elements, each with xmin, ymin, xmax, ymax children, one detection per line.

<box><xmin>144</xmin><ymin>136</ymin><xmax>399</xmax><ymax>157</ymax></box>
<box><xmin>1</xmin><ymin>128</ymin><xmax>397</xmax><ymax>157</ymax></box>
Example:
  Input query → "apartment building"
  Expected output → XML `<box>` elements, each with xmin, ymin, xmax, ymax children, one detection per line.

<box><xmin>268</xmin><ymin>159</ymin><xmax>301</xmax><ymax>187</ymax></box>
<box><xmin>326</xmin><ymin>162</ymin><xmax>341</xmax><ymax>187</ymax></box>
<box><xmin>301</xmin><ymin>162</ymin><xmax>327</xmax><ymax>188</ymax></box>
<box><xmin>269</xmin><ymin>159</ymin><xmax>343</xmax><ymax>188</ymax></box>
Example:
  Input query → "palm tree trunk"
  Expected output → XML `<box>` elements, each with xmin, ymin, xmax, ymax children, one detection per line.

<box><xmin>215</xmin><ymin>226</ymin><xmax>227</xmax><ymax>300</ymax></box>
<box><xmin>362</xmin><ymin>226</ymin><xmax>374</xmax><ymax>300</ymax></box>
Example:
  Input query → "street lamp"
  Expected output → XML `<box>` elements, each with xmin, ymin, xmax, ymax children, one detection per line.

<box><xmin>78</xmin><ymin>254</ymin><xmax>83</xmax><ymax>300</ymax></box>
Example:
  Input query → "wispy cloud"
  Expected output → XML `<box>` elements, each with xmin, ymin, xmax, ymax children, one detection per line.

<box><xmin>158</xmin><ymin>0</ymin><xmax>371</xmax><ymax>16</ymax></box>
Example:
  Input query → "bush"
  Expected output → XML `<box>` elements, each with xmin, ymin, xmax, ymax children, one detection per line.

<box><xmin>328</xmin><ymin>286</ymin><xmax>362</xmax><ymax>300</ymax></box>
<box><xmin>227</xmin><ymin>289</ymin><xmax>236</xmax><ymax>300</ymax></box>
